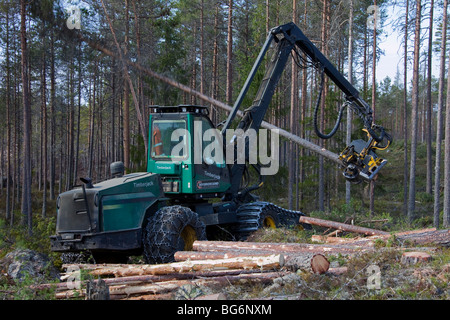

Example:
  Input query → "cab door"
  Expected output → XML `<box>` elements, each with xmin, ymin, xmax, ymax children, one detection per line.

<box><xmin>192</xmin><ymin>116</ymin><xmax>231</xmax><ymax>194</ymax></box>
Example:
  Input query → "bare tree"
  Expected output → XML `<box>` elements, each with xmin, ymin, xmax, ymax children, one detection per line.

<box><xmin>289</xmin><ymin>0</ymin><xmax>297</xmax><ymax>210</ymax></box>
<box><xmin>345</xmin><ymin>0</ymin><xmax>354</xmax><ymax>205</ymax></box>
<box><xmin>226</xmin><ymin>0</ymin><xmax>233</xmax><ymax>105</ymax></box>
<box><xmin>425</xmin><ymin>0</ymin><xmax>434</xmax><ymax>195</ymax></box>
<box><xmin>369</xmin><ymin>0</ymin><xmax>378</xmax><ymax>217</ymax></box>
<box><xmin>434</xmin><ymin>0</ymin><xmax>448</xmax><ymax>228</ymax></box>
<box><xmin>5</xmin><ymin>2</ymin><xmax>12</xmax><ymax>221</ymax></box>
<box><xmin>318</xmin><ymin>0</ymin><xmax>329</xmax><ymax>212</ymax></box>
<box><xmin>20</xmin><ymin>0</ymin><xmax>32</xmax><ymax>235</ymax></box>
<box><xmin>408</xmin><ymin>0</ymin><xmax>422</xmax><ymax>223</ymax></box>
<box><xmin>403</xmin><ymin>0</ymin><xmax>410</xmax><ymax>217</ymax></box>
<box><xmin>444</xmin><ymin>25</ymin><xmax>450</xmax><ymax>228</ymax></box>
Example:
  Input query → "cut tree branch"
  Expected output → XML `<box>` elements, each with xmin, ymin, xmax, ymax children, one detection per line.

<box><xmin>70</xmin><ymin>30</ymin><xmax>341</xmax><ymax>165</ymax></box>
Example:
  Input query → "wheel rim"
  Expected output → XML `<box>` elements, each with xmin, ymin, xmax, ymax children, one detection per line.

<box><xmin>263</xmin><ymin>216</ymin><xmax>277</xmax><ymax>229</ymax></box>
<box><xmin>181</xmin><ymin>225</ymin><xmax>197</xmax><ymax>251</ymax></box>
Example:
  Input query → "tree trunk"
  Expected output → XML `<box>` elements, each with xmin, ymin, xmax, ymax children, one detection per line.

<box><xmin>50</xmin><ymin>29</ymin><xmax>56</xmax><ymax>200</ymax></box>
<box><xmin>444</xmin><ymin>41</ymin><xmax>450</xmax><ymax>228</ymax></box>
<box><xmin>73</xmin><ymin>41</ymin><xmax>82</xmax><ymax>186</ymax></box>
<box><xmin>318</xmin><ymin>0</ymin><xmax>328</xmax><ymax>212</ymax></box>
<box><xmin>20</xmin><ymin>0</ymin><xmax>32</xmax><ymax>235</ymax></box>
<box><xmin>403</xmin><ymin>0</ymin><xmax>409</xmax><ymax>218</ymax></box>
<box><xmin>434</xmin><ymin>0</ymin><xmax>448</xmax><ymax>228</ymax></box>
<box><xmin>199</xmin><ymin>0</ymin><xmax>204</xmax><ymax>96</ymax></box>
<box><xmin>226</xmin><ymin>0</ymin><xmax>233</xmax><ymax>105</ymax></box>
<box><xmin>426</xmin><ymin>0</ymin><xmax>434</xmax><ymax>195</ymax></box>
<box><xmin>123</xmin><ymin>0</ymin><xmax>130</xmax><ymax>171</ymax></box>
<box><xmin>66</xmin><ymin>55</ymin><xmax>75</xmax><ymax>191</ymax></box>
<box><xmin>5</xmin><ymin>6</ymin><xmax>11</xmax><ymax>221</ymax></box>
<box><xmin>211</xmin><ymin>5</ymin><xmax>219</xmax><ymax>124</ymax></box>
<box><xmin>408</xmin><ymin>0</ymin><xmax>422</xmax><ymax>224</ymax></box>
<box><xmin>369</xmin><ymin>0</ymin><xmax>378</xmax><ymax>216</ymax></box>
<box><xmin>41</xmin><ymin>31</ymin><xmax>48</xmax><ymax>218</ymax></box>
<box><xmin>289</xmin><ymin>0</ymin><xmax>297</xmax><ymax>210</ymax></box>
<box><xmin>345</xmin><ymin>0</ymin><xmax>354</xmax><ymax>205</ymax></box>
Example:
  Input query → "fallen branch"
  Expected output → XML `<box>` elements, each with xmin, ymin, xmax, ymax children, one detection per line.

<box><xmin>69</xmin><ymin>31</ymin><xmax>341</xmax><ymax>165</ymax></box>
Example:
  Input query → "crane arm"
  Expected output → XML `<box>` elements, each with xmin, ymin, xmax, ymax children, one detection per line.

<box><xmin>223</xmin><ymin>22</ymin><xmax>392</xmax><ymax>201</ymax></box>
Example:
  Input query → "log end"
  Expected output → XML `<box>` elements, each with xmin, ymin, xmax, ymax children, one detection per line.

<box><xmin>401</xmin><ymin>252</ymin><xmax>432</xmax><ymax>265</ymax></box>
<box><xmin>310</xmin><ymin>254</ymin><xmax>330</xmax><ymax>274</ymax></box>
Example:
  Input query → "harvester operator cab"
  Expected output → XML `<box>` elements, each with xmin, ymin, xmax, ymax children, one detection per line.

<box><xmin>147</xmin><ymin>105</ymin><xmax>231</xmax><ymax>198</ymax></box>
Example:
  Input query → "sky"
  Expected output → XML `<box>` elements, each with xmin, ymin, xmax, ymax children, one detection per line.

<box><xmin>376</xmin><ymin>2</ymin><xmax>442</xmax><ymax>84</ymax></box>
<box><xmin>377</xmin><ymin>21</ymin><xmax>403</xmax><ymax>82</ymax></box>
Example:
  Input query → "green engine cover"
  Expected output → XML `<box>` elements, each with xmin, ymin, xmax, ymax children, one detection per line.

<box><xmin>55</xmin><ymin>172</ymin><xmax>164</xmax><ymax>235</ymax></box>
<box><xmin>98</xmin><ymin>173</ymin><xmax>163</xmax><ymax>231</ymax></box>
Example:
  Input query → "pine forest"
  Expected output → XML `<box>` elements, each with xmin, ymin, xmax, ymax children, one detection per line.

<box><xmin>0</xmin><ymin>1</ymin><xmax>449</xmax><ymax>252</ymax></box>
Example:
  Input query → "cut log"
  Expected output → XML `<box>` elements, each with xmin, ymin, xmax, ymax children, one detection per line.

<box><xmin>56</xmin><ymin>272</ymin><xmax>285</xmax><ymax>299</ymax></box>
<box><xmin>117</xmin><ymin>293</ymin><xmax>174</xmax><ymax>300</ymax></box>
<box><xmin>326</xmin><ymin>267</ymin><xmax>348</xmax><ymax>275</ymax></box>
<box><xmin>282</xmin><ymin>253</ymin><xmax>329</xmax><ymax>273</ymax></box>
<box><xmin>174</xmin><ymin>249</ymin><xmax>278</xmax><ymax>261</ymax></box>
<box><xmin>70</xmin><ymin>32</ymin><xmax>342</xmax><ymax>165</ymax></box>
<box><xmin>174</xmin><ymin>250</ymin><xmax>329</xmax><ymax>274</ymax></box>
<box><xmin>56</xmin><ymin>268</ymin><xmax>278</xmax><ymax>293</ymax></box>
<box><xmin>65</xmin><ymin>255</ymin><xmax>284</xmax><ymax>277</ymax></box>
<box><xmin>192</xmin><ymin>240</ymin><xmax>372</xmax><ymax>255</ymax></box>
<box><xmin>396</xmin><ymin>229</ymin><xmax>449</xmax><ymax>247</ymax></box>
<box><xmin>310</xmin><ymin>254</ymin><xmax>330</xmax><ymax>274</ymax></box>
<box><xmin>401</xmin><ymin>252</ymin><xmax>433</xmax><ymax>265</ymax></box>
<box><xmin>311</xmin><ymin>234</ymin><xmax>361</xmax><ymax>244</ymax></box>
<box><xmin>194</xmin><ymin>293</ymin><xmax>228</xmax><ymax>300</ymax></box>
<box><xmin>299</xmin><ymin>216</ymin><xmax>390</xmax><ymax>236</ymax></box>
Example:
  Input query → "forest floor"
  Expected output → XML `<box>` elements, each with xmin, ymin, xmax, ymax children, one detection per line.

<box><xmin>1</xmin><ymin>225</ymin><xmax>448</xmax><ymax>301</ymax></box>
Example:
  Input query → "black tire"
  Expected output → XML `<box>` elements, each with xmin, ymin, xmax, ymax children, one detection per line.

<box><xmin>235</xmin><ymin>202</ymin><xmax>280</xmax><ymax>240</ymax></box>
<box><xmin>258</xmin><ymin>208</ymin><xmax>280</xmax><ymax>229</ymax></box>
<box><xmin>143</xmin><ymin>205</ymin><xmax>207</xmax><ymax>264</ymax></box>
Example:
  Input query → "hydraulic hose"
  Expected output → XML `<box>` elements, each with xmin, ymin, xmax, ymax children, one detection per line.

<box><xmin>313</xmin><ymin>69</ymin><xmax>347</xmax><ymax>140</ymax></box>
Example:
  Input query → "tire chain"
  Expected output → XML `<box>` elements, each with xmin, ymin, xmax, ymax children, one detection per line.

<box><xmin>235</xmin><ymin>201</ymin><xmax>307</xmax><ymax>240</ymax></box>
<box><xmin>143</xmin><ymin>205</ymin><xmax>207</xmax><ymax>264</ymax></box>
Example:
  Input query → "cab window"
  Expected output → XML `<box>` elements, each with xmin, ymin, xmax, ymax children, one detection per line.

<box><xmin>151</xmin><ymin>119</ymin><xmax>188</xmax><ymax>160</ymax></box>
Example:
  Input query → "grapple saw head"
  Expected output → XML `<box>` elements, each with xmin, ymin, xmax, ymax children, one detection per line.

<box><xmin>339</xmin><ymin>129</ymin><xmax>391</xmax><ymax>184</ymax></box>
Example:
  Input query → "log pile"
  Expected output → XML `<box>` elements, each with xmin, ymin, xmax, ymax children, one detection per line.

<box><xmin>52</xmin><ymin>240</ymin><xmax>354</xmax><ymax>300</ymax></box>
<box><xmin>42</xmin><ymin>216</ymin><xmax>449</xmax><ymax>300</ymax></box>
<box><xmin>53</xmin><ymin>253</ymin><xmax>287</xmax><ymax>300</ymax></box>
<box><xmin>302</xmin><ymin>216</ymin><xmax>449</xmax><ymax>248</ymax></box>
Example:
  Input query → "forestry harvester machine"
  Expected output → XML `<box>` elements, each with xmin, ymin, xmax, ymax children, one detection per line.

<box><xmin>51</xmin><ymin>23</ymin><xmax>392</xmax><ymax>263</ymax></box>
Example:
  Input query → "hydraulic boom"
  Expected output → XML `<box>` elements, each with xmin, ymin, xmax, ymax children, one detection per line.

<box><xmin>223</xmin><ymin>22</ymin><xmax>391</xmax><ymax>201</ymax></box>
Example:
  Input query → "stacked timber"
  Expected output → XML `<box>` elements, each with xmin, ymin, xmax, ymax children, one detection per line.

<box><xmin>178</xmin><ymin>240</ymin><xmax>337</xmax><ymax>274</ymax></box>
<box><xmin>54</xmin><ymin>254</ymin><xmax>287</xmax><ymax>300</ymax></box>
<box><xmin>44</xmin><ymin>218</ymin><xmax>448</xmax><ymax>300</ymax></box>
<box><xmin>301</xmin><ymin>216</ymin><xmax>449</xmax><ymax>248</ymax></box>
<box><xmin>53</xmin><ymin>240</ymin><xmax>352</xmax><ymax>300</ymax></box>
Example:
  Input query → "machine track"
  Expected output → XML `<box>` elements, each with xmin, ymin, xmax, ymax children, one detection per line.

<box><xmin>234</xmin><ymin>201</ymin><xmax>310</xmax><ymax>240</ymax></box>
